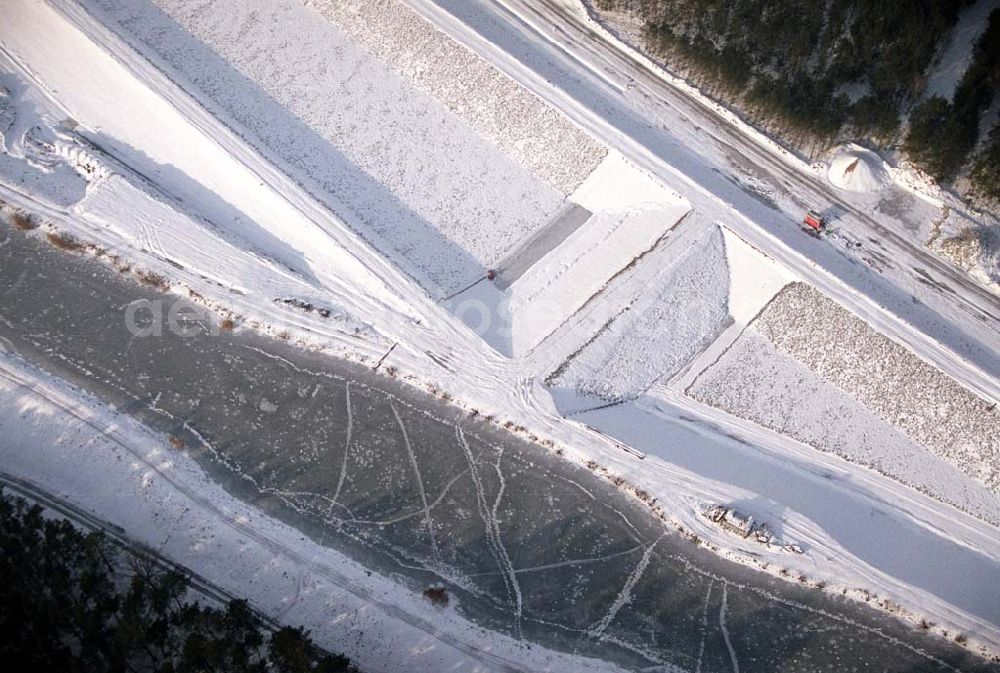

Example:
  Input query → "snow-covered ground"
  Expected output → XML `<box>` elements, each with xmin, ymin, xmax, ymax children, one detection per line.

<box><xmin>308</xmin><ymin>0</ymin><xmax>607</xmax><ymax>195</ymax></box>
<box><xmin>2</xmin><ymin>0</ymin><xmax>1000</xmax><ymax>667</ymax></box>
<box><xmin>78</xmin><ymin>0</ymin><xmax>578</xmax><ymax>297</ymax></box>
<box><xmin>552</xmin><ymin>224</ymin><xmax>731</xmax><ymax>400</ymax></box>
<box><xmin>924</xmin><ymin>0</ymin><xmax>1000</xmax><ymax>102</ymax></box>
<box><xmin>445</xmin><ymin>150</ymin><xmax>691</xmax><ymax>355</ymax></box>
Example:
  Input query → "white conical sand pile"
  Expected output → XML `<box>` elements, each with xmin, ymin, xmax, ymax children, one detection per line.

<box><xmin>827</xmin><ymin>146</ymin><xmax>890</xmax><ymax>192</ymax></box>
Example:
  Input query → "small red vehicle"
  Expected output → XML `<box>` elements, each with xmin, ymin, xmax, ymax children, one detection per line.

<box><xmin>803</xmin><ymin>209</ymin><xmax>825</xmax><ymax>232</ymax></box>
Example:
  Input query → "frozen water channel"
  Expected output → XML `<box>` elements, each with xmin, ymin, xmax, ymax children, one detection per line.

<box><xmin>0</xmin><ymin>221</ymin><xmax>995</xmax><ymax>672</ymax></box>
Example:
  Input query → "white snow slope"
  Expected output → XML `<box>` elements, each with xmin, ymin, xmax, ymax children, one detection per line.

<box><xmin>755</xmin><ymin>282</ymin><xmax>1000</xmax><ymax>494</ymax></box>
<box><xmin>554</xmin><ymin>224</ymin><xmax>732</xmax><ymax>400</ymax></box>
<box><xmin>690</xmin><ymin>327</ymin><xmax>1000</xmax><ymax>526</ymax></box>
<box><xmin>81</xmin><ymin>0</ymin><xmax>574</xmax><ymax>297</ymax></box>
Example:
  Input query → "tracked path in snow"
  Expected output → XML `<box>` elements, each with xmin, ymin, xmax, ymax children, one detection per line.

<box><xmin>391</xmin><ymin>401</ymin><xmax>441</xmax><ymax>564</ymax></box>
<box><xmin>719</xmin><ymin>583</ymin><xmax>741</xmax><ymax>673</ymax></box>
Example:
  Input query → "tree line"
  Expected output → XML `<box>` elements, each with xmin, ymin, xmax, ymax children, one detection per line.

<box><xmin>595</xmin><ymin>0</ymin><xmax>1000</xmax><ymax>201</ymax></box>
<box><xmin>905</xmin><ymin>8</ymin><xmax>1000</xmax><ymax>191</ymax></box>
<box><xmin>0</xmin><ymin>489</ymin><xmax>353</xmax><ymax>673</ymax></box>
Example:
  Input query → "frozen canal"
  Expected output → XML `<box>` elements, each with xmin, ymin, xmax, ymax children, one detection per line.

<box><xmin>0</xmin><ymin>220</ymin><xmax>995</xmax><ymax>672</ymax></box>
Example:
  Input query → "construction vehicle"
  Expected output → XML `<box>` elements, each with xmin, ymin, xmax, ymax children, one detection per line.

<box><xmin>703</xmin><ymin>504</ymin><xmax>754</xmax><ymax>538</ymax></box>
<box><xmin>802</xmin><ymin>209</ymin><xmax>825</xmax><ymax>233</ymax></box>
<box><xmin>700</xmin><ymin>504</ymin><xmax>803</xmax><ymax>553</ymax></box>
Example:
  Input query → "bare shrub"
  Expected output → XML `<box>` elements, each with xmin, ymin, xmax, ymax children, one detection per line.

<box><xmin>135</xmin><ymin>269</ymin><xmax>170</xmax><ymax>291</ymax></box>
<box><xmin>11</xmin><ymin>211</ymin><xmax>38</xmax><ymax>231</ymax></box>
<box><xmin>422</xmin><ymin>586</ymin><xmax>448</xmax><ymax>607</ymax></box>
<box><xmin>46</xmin><ymin>231</ymin><xmax>84</xmax><ymax>251</ymax></box>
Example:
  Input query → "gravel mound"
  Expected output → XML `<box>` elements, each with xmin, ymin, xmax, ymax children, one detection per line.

<box><xmin>757</xmin><ymin>283</ymin><xmax>1000</xmax><ymax>492</ymax></box>
<box><xmin>310</xmin><ymin>0</ymin><xmax>607</xmax><ymax>194</ymax></box>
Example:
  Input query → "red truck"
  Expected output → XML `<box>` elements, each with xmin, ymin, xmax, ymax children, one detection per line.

<box><xmin>803</xmin><ymin>209</ymin><xmax>825</xmax><ymax>232</ymax></box>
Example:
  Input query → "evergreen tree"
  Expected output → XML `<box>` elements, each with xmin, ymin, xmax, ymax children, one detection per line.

<box><xmin>970</xmin><ymin>126</ymin><xmax>1000</xmax><ymax>202</ymax></box>
<box><xmin>0</xmin><ymin>489</ymin><xmax>353</xmax><ymax>673</ymax></box>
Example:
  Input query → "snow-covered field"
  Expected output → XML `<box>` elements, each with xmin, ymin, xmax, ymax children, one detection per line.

<box><xmin>81</xmin><ymin>0</ymin><xmax>576</xmax><ymax>296</ymax></box>
<box><xmin>0</xmin><ymin>0</ymin><xmax>430</xmax><ymax>333</ymax></box>
<box><xmin>309</xmin><ymin>0</ymin><xmax>607</xmax><ymax>195</ymax></box>
<box><xmin>0</xmin><ymin>83</ymin><xmax>87</xmax><ymax>207</ymax></box>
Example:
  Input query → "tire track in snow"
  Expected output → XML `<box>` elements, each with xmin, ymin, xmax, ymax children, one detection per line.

<box><xmin>720</xmin><ymin>582</ymin><xmax>740</xmax><ymax>673</ymax></box>
<box><xmin>489</xmin><ymin>445</ymin><xmax>524</xmax><ymax>638</ymax></box>
<box><xmin>456</xmin><ymin>425</ymin><xmax>523</xmax><ymax>638</ymax></box>
<box><xmin>391</xmin><ymin>400</ymin><xmax>440</xmax><ymax>564</ymax></box>
<box><xmin>350</xmin><ymin>467</ymin><xmax>469</xmax><ymax>526</ymax></box>
<box><xmin>512</xmin><ymin>543</ymin><xmax>645</xmax><ymax>575</ymax></box>
<box><xmin>331</xmin><ymin>380</ymin><xmax>352</xmax><ymax>508</ymax></box>
<box><xmin>465</xmin><ymin>543</ymin><xmax>646</xmax><ymax>578</ymax></box>
<box><xmin>589</xmin><ymin>534</ymin><xmax>661</xmax><ymax>640</ymax></box>
<box><xmin>695</xmin><ymin>580</ymin><xmax>713</xmax><ymax>673</ymax></box>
